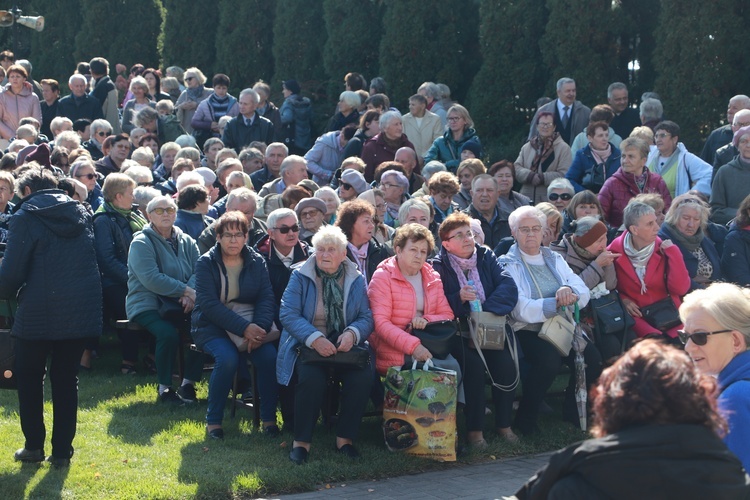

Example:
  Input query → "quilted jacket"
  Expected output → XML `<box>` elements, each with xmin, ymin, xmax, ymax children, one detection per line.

<box><xmin>598</xmin><ymin>167</ymin><xmax>672</xmax><ymax>228</ymax></box>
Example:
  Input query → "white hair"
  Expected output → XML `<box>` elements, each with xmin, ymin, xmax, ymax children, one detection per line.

<box><xmin>175</xmin><ymin>170</ymin><xmax>205</xmax><ymax>191</ymax></box>
<box><xmin>146</xmin><ymin>195</ymin><xmax>177</xmax><ymax>213</ymax></box>
<box><xmin>547</xmin><ymin>178</ymin><xmax>575</xmax><ymax>196</ymax></box>
<box><xmin>267</xmin><ymin>208</ymin><xmax>297</xmax><ymax>229</ymax></box>
<box><xmin>312</xmin><ymin>225</ymin><xmax>348</xmax><ymax>252</ymax></box>
<box><xmin>509</xmin><ymin>206</ymin><xmax>547</xmax><ymax>233</ymax></box>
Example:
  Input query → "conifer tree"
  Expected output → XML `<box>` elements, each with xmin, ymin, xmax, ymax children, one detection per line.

<box><xmin>162</xmin><ymin>0</ymin><xmax>218</xmax><ymax>75</ymax></box>
<box><xmin>272</xmin><ymin>0</ymin><xmax>327</xmax><ymax>88</ymax></box>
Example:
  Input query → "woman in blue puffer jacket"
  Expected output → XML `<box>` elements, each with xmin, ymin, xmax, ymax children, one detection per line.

<box><xmin>423</xmin><ymin>104</ymin><xmax>480</xmax><ymax>173</ymax></box>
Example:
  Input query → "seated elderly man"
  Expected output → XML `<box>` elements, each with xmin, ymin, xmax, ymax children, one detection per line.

<box><xmin>83</xmin><ymin>119</ymin><xmax>113</xmax><ymax>161</ymax></box>
<box><xmin>258</xmin><ymin>155</ymin><xmax>309</xmax><ymax>198</ymax></box>
<box><xmin>198</xmin><ymin>188</ymin><xmax>266</xmax><ymax>254</ymax></box>
<box><xmin>394</xmin><ymin>146</ymin><xmax>424</xmax><ymax>194</ymax></box>
<box><xmin>296</xmin><ymin>197</ymin><xmax>327</xmax><ymax>245</ymax></box>
<box><xmin>56</xmin><ymin>74</ymin><xmax>103</xmax><ymax>122</ymax></box>
<box><xmin>250</xmin><ymin>142</ymin><xmax>288</xmax><ymax>192</ymax></box>
<box><xmin>464</xmin><ymin>174</ymin><xmax>510</xmax><ymax>249</ymax></box>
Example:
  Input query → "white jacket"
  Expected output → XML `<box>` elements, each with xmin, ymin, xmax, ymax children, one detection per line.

<box><xmin>402</xmin><ymin>110</ymin><xmax>443</xmax><ymax>158</ymax></box>
<box><xmin>498</xmin><ymin>244</ymin><xmax>590</xmax><ymax>331</ymax></box>
<box><xmin>647</xmin><ymin>143</ymin><xmax>712</xmax><ymax>196</ymax></box>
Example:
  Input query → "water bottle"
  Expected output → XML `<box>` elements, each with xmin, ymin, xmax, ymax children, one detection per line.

<box><xmin>467</xmin><ymin>280</ymin><xmax>482</xmax><ymax>312</ymax></box>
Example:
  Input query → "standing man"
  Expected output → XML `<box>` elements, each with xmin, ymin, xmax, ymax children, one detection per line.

<box><xmin>88</xmin><ymin>57</ymin><xmax>122</xmax><ymax>135</ymax></box>
<box><xmin>222</xmin><ymin>89</ymin><xmax>274</xmax><ymax>153</ymax></box>
<box><xmin>528</xmin><ymin>78</ymin><xmax>591</xmax><ymax>146</ymax></box>
<box><xmin>40</xmin><ymin>79</ymin><xmax>60</xmax><ymax>139</ymax></box>
<box><xmin>402</xmin><ymin>94</ymin><xmax>442</xmax><ymax>158</ymax></box>
<box><xmin>250</xmin><ymin>142</ymin><xmax>288</xmax><ymax>192</ymax></box>
<box><xmin>701</xmin><ymin>95</ymin><xmax>750</xmax><ymax>165</ymax></box>
<box><xmin>57</xmin><ymin>74</ymin><xmax>103</xmax><ymax>122</ymax></box>
<box><xmin>607</xmin><ymin>82</ymin><xmax>641</xmax><ymax>138</ymax></box>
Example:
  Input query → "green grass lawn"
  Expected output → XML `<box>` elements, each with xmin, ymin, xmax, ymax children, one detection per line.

<box><xmin>0</xmin><ymin>334</ymin><xmax>586</xmax><ymax>499</ymax></box>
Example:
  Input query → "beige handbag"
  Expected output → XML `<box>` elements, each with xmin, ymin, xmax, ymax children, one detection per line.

<box><xmin>468</xmin><ymin>311</ymin><xmax>506</xmax><ymax>350</ymax></box>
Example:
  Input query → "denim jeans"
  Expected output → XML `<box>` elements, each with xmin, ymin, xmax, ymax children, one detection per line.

<box><xmin>202</xmin><ymin>336</ymin><xmax>278</xmax><ymax>425</ymax></box>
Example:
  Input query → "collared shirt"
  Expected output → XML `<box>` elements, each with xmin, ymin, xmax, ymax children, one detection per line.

<box><xmin>274</xmin><ymin>246</ymin><xmax>295</xmax><ymax>268</ymax></box>
<box><xmin>243</xmin><ymin>115</ymin><xmax>255</xmax><ymax>127</ymax></box>
<box><xmin>557</xmin><ymin>99</ymin><xmax>571</xmax><ymax>120</ymax></box>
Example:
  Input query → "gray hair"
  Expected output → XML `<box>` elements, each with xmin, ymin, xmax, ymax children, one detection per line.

<box><xmin>471</xmin><ymin>173</ymin><xmax>498</xmax><ymax>191</ymax></box>
<box><xmin>226</xmin><ymin>187</ymin><xmax>259</xmax><ymax>209</ymax></box>
<box><xmin>123</xmin><ymin>165</ymin><xmax>154</xmax><ymax>184</ymax></box>
<box><xmin>68</xmin><ymin>74</ymin><xmax>87</xmax><ymax>86</ymax></box>
<box><xmin>146</xmin><ymin>195</ymin><xmax>177</xmax><ymax>213</ymax></box>
<box><xmin>129</xmin><ymin>76</ymin><xmax>149</xmax><ymax>94</ymax></box>
<box><xmin>133</xmin><ymin>107</ymin><xmax>159</xmax><ymax>128</ymax></box>
<box><xmin>572</xmin><ymin>216</ymin><xmax>602</xmax><ymax>238</ymax></box>
<box><xmin>607</xmin><ymin>82</ymin><xmax>628</xmax><ymax>99</ymax></box>
<box><xmin>16</xmin><ymin>59</ymin><xmax>31</xmax><ymax>75</ymax></box>
<box><xmin>733</xmin><ymin>109</ymin><xmax>750</xmax><ymax>127</ymax></box>
<box><xmin>509</xmin><ymin>206</ymin><xmax>547</xmax><ymax>233</ymax></box>
<box><xmin>422</xmin><ymin>161</ymin><xmax>447</xmax><ymax>181</ymax></box>
<box><xmin>680</xmin><ymin>283</ymin><xmax>750</xmax><ymax>347</ymax></box>
<box><xmin>418</xmin><ymin>82</ymin><xmax>440</xmax><ymax>100</ymax></box>
<box><xmin>134</xmin><ymin>186</ymin><xmax>161</xmax><ymax>209</ymax></box>
<box><xmin>160</xmin><ymin>141</ymin><xmax>181</xmax><ymax>157</ymax></box>
<box><xmin>730</xmin><ymin>94</ymin><xmax>750</xmax><ymax>110</ymax></box>
<box><xmin>312</xmin><ymin>224</ymin><xmax>348</xmax><ymax>252</ymax></box>
<box><xmin>175</xmin><ymin>170</ymin><xmax>205</xmax><ymax>191</ymax></box>
<box><xmin>203</xmin><ymin>137</ymin><xmax>224</xmax><ymax>152</ymax></box>
<box><xmin>239</xmin><ymin>147</ymin><xmax>263</xmax><ymax>162</ymax></box>
<box><xmin>315</xmin><ymin>186</ymin><xmax>341</xmax><ymax>209</ymax></box>
<box><xmin>339</xmin><ymin>91</ymin><xmax>361</xmax><ymax>109</ymax></box>
<box><xmin>547</xmin><ymin>178</ymin><xmax>575</xmax><ymax>197</ymax></box>
<box><xmin>267</xmin><ymin>208</ymin><xmax>297</xmax><ymax>229</ymax></box>
<box><xmin>175</xmin><ymin>146</ymin><xmax>201</xmax><ymax>164</ymax></box>
<box><xmin>640</xmin><ymin>98</ymin><xmax>663</xmax><ymax>122</ymax></box>
<box><xmin>175</xmin><ymin>134</ymin><xmax>198</xmax><ymax>149</ymax></box>
<box><xmin>217</xmin><ymin>158</ymin><xmax>242</xmax><ymax>179</ymax></box>
<box><xmin>239</xmin><ymin>88</ymin><xmax>260</xmax><ymax>104</ymax></box>
<box><xmin>378</xmin><ymin>110</ymin><xmax>402</xmax><ymax>132</ymax></box>
<box><xmin>90</xmin><ymin>118</ymin><xmax>112</xmax><ymax>137</ymax></box>
<box><xmin>266</xmin><ymin>142</ymin><xmax>289</xmax><ymax>155</ymax></box>
<box><xmin>556</xmin><ymin>77</ymin><xmax>575</xmax><ymax>92</ymax></box>
<box><xmin>280</xmin><ymin>155</ymin><xmax>306</xmax><ymax>176</ymax></box>
<box><xmin>183</xmin><ymin>67</ymin><xmax>206</xmax><ymax>85</ymax></box>
<box><xmin>50</xmin><ymin>116</ymin><xmax>73</xmax><ymax>135</ymax></box>
<box><xmin>398</xmin><ymin>199</ymin><xmax>430</xmax><ymax>225</ymax></box>
<box><xmin>381</xmin><ymin>169</ymin><xmax>409</xmax><ymax>191</ymax></box>
<box><xmin>665</xmin><ymin>194</ymin><xmax>710</xmax><ymax>232</ymax></box>
<box><xmin>131</xmin><ymin>147</ymin><xmax>155</xmax><ymax>166</ymax></box>
<box><xmin>623</xmin><ymin>201</ymin><xmax>655</xmax><ymax>230</ymax></box>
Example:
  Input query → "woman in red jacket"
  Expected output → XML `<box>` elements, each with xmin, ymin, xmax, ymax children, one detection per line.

<box><xmin>608</xmin><ymin>200</ymin><xmax>690</xmax><ymax>340</ymax></box>
<box><xmin>598</xmin><ymin>137</ymin><xmax>671</xmax><ymax>228</ymax></box>
<box><xmin>368</xmin><ymin>224</ymin><xmax>461</xmax><ymax>397</ymax></box>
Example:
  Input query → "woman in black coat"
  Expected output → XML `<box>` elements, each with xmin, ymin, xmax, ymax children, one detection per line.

<box><xmin>0</xmin><ymin>169</ymin><xmax>102</xmax><ymax>467</ymax></box>
<box><xmin>430</xmin><ymin>212</ymin><xmax>519</xmax><ymax>448</ymax></box>
<box><xmin>93</xmin><ymin>173</ymin><xmax>147</xmax><ymax>374</ymax></box>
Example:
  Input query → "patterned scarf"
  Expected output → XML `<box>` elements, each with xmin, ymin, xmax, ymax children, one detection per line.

<box><xmin>97</xmin><ymin>201</ymin><xmax>147</xmax><ymax>234</ymax></box>
<box><xmin>447</xmin><ymin>249</ymin><xmax>486</xmax><ymax>303</ymax></box>
<box><xmin>208</xmin><ymin>93</ymin><xmax>233</xmax><ymax>120</ymax></box>
<box><xmin>186</xmin><ymin>86</ymin><xmax>206</xmax><ymax>102</ymax></box>
<box><xmin>316</xmin><ymin>263</ymin><xmax>345</xmax><ymax>336</ymax></box>
<box><xmin>530</xmin><ymin>132</ymin><xmax>559</xmax><ymax>173</ymax></box>
<box><xmin>590</xmin><ymin>143</ymin><xmax>612</xmax><ymax>163</ymax></box>
<box><xmin>347</xmin><ymin>241</ymin><xmax>369</xmax><ymax>276</ymax></box>
<box><xmin>623</xmin><ymin>232</ymin><xmax>655</xmax><ymax>294</ymax></box>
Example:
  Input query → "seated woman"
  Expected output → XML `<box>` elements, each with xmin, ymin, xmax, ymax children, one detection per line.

<box><xmin>368</xmin><ymin>224</ymin><xmax>462</xmax><ymax>395</ymax></box>
<box><xmin>680</xmin><ymin>282</ymin><xmax>750</xmax><ymax>472</ymax></box>
<box><xmin>175</xmin><ymin>184</ymin><xmax>214</xmax><ymax>241</ymax></box>
<box><xmin>488</xmin><ymin>160</ymin><xmax>531</xmax><ymax>214</ymax></box>
<box><xmin>430</xmin><ymin>212</ymin><xmax>520</xmax><ymax>448</ymax></box>
<box><xmin>192</xmin><ymin>212</ymin><xmax>278</xmax><ymax>440</ymax></box>
<box><xmin>423</xmin><ymin>104</ymin><xmax>480</xmax><ymax>173</ymax></box>
<box><xmin>93</xmin><ymin>173</ymin><xmax>147</xmax><ymax>374</ymax></box>
<box><xmin>357</xmin><ymin>188</ymin><xmax>394</xmax><ymax>245</ymax></box>
<box><xmin>314</xmin><ymin>186</ymin><xmax>341</xmax><ymax>225</ymax></box>
<box><xmin>565</xmin><ymin>121</ymin><xmax>621</xmax><ymax>193</ymax></box>
<box><xmin>380</xmin><ymin>169</ymin><xmax>410</xmax><ymax>227</ymax></box>
<box><xmin>560</xmin><ymin>190</ymin><xmax>616</xmax><ymax>240</ymax></box>
<box><xmin>336</xmin><ymin>199</ymin><xmax>391</xmax><ymax>284</ymax></box>
<box><xmin>498</xmin><ymin>206</ymin><xmax>590</xmax><ymax>435</ymax></box>
<box><xmin>277</xmin><ymin>225</ymin><xmax>374</xmax><ymax>464</ymax></box>
<box><xmin>126</xmin><ymin>195</ymin><xmax>204</xmax><ymax>403</ymax></box>
<box><xmin>546</xmin><ymin>178</ymin><xmax>575</xmax><ymax>214</ymax></box>
<box><xmin>658</xmin><ymin>194</ymin><xmax>722</xmax><ymax>291</ymax></box>
<box><xmin>70</xmin><ymin>159</ymin><xmax>104</xmax><ymax>211</ymax></box>
<box><xmin>609</xmin><ymin>201</ymin><xmax>690</xmax><ymax>341</ymax></box>
<box><xmin>515</xmin><ymin>340</ymin><xmax>750</xmax><ymax>499</ymax></box>
<box><xmin>722</xmin><ymin>193</ymin><xmax>750</xmax><ymax>287</ymax></box>
<box><xmin>427</xmin><ymin>171</ymin><xmax>460</xmax><ymax>224</ymax></box>
<box><xmin>453</xmin><ymin>158</ymin><xmax>486</xmax><ymax>211</ymax></box>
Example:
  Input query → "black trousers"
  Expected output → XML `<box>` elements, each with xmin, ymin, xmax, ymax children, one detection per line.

<box><xmin>462</xmin><ymin>337</ymin><xmax>517</xmax><ymax>431</ymax></box>
<box><xmin>294</xmin><ymin>360</ymin><xmax>373</xmax><ymax>443</ymax></box>
<box><xmin>515</xmin><ymin>330</ymin><xmax>562</xmax><ymax>434</ymax></box>
<box><xmin>15</xmin><ymin>337</ymin><xmax>87</xmax><ymax>459</ymax></box>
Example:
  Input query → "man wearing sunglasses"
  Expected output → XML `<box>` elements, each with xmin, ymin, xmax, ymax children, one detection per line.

<box><xmin>82</xmin><ymin>119</ymin><xmax>110</xmax><ymax>161</ymax></box>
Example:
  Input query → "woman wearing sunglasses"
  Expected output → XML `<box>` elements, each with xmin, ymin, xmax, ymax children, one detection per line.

<box><xmin>546</xmin><ymin>178</ymin><xmax>575</xmax><ymax>213</ymax></box>
<box><xmin>514</xmin><ymin>111</ymin><xmax>573</xmax><ymax>205</ymax></box>
<box><xmin>126</xmin><ymin>195</ymin><xmax>204</xmax><ymax>404</ymax></box>
<box><xmin>175</xmin><ymin>67</ymin><xmax>211</xmax><ymax>134</ymax></box>
<box><xmin>70</xmin><ymin>158</ymin><xmax>103</xmax><ymax>211</ymax></box>
<box><xmin>680</xmin><ymin>282</ymin><xmax>750</xmax><ymax>472</ymax></box>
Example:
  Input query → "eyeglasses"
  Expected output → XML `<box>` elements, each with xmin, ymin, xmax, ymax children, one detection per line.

<box><xmin>150</xmin><ymin>207</ymin><xmax>176</xmax><ymax>215</ymax></box>
<box><xmin>548</xmin><ymin>193</ymin><xmax>572</xmax><ymax>201</ymax></box>
<box><xmin>76</xmin><ymin>173</ymin><xmax>97</xmax><ymax>180</ymax></box>
<box><xmin>380</xmin><ymin>183</ymin><xmax>398</xmax><ymax>189</ymax></box>
<box><xmin>537</xmin><ymin>122</ymin><xmax>554</xmax><ymax>129</ymax></box>
<box><xmin>654</xmin><ymin>133</ymin><xmax>671</xmax><ymax>139</ymax></box>
<box><xmin>447</xmin><ymin>116</ymin><xmax>461</xmax><ymax>122</ymax></box>
<box><xmin>220</xmin><ymin>232</ymin><xmax>246</xmax><ymax>241</ymax></box>
<box><xmin>299</xmin><ymin>210</ymin><xmax>321</xmax><ymax>219</ymax></box>
<box><xmin>185</xmin><ymin>76</ymin><xmax>195</xmax><ymax>82</ymax></box>
<box><xmin>517</xmin><ymin>225</ymin><xmax>543</xmax><ymax>235</ymax></box>
<box><xmin>96</xmin><ymin>131</ymin><xmax>109</xmax><ymax>137</ymax></box>
<box><xmin>340</xmin><ymin>182</ymin><xmax>353</xmax><ymax>190</ymax></box>
<box><xmin>273</xmin><ymin>224</ymin><xmax>300</xmax><ymax>234</ymax></box>
<box><xmin>677</xmin><ymin>329</ymin><xmax>733</xmax><ymax>346</ymax></box>
<box><xmin>444</xmin><ymin>230</ymin><xmax>474</xmax><ymax>242</ymax></box>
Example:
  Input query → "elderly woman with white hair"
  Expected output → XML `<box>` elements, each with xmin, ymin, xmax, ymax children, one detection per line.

<box><xmin>609</xmin><ymin>201</ymin><xmax>690</xmax><ymax>341</ymax></box>
<box><xmin>361</xmin><ymin>111</ymin><xmax>415</xmax><ymax>182</ymax></box>
<box><xmin>327</xmin><ymin>90</ymin><xmax>361</xmax><ymax>132</ymax></box>
<box><xmin>126</xmin><ymin>195</ymin><xmax>204</xmax><ymax>404</ymax></box>
<box><xmin>70</xmin><ymin>159</ymin><xmax>104</xmax><ymax>210</ymax></box>
<box><xmin>680</xmin><ymin>282</ymin><xmax>750</xmax><ymax>471</ymax></box>
<box><xmin>498</xmin><ymin>206</ymin><xmax>590</xmax><ymax>435</ymax></box>
<box><xmin>83</xmin><ymin>119</ymin><xmax>113</xmax><ymax>161</ymax></box>
<box><xmin>315</xmin><ymin>186</ymin><xmax>341</xmax><ymax>224</ymax></box>
<box><xmin>546</xmin><ymin>178</ymin><xmax>575</xmax><ymax>214</ymax></box>
<box><xmin>278</xmin><ymin>225</ymin><xmax>374</xmax><ymax>464</ymax></box>
<box><xmin>380</xmin><ymin>169</ymin><xmax>410</xmax><ymax>227</ymax></box>
<box><xmin>658</xmin><ymin>193</ymin><xmax>724</xmax><ymax>291</ymax></box>
<box><xmin>175</xmin><ymin>67</ymin><xmax>211</xmax><ymax>134</ymax></box>
<box><xmin>121</xmin><ymin>76</ymin><xmax>155</xmax><ymax>135</ymax></box>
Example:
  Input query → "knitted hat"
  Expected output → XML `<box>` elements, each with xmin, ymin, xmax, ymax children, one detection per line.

<box><xmin>17</xmin><ymin>143</ymin><xmax>51</xmax><ymax>167</ymax></box>
<box><xmin>460</xmin><ymin>139</ymin><xmax>483</xmax><ymax>158</ymax></box>
<box><xmin>572</xmin><ymin>219</ymin><xmax>608</xmax><ymax>248</ymax></box>
<box><xmin>340</xmin><ymin>169</ymin><xmax>369</xmax><ymax>195</ymax></box>
<box><xmin>283</xmin><ymin>79</ymin><xmax>301</xmax><ymax>95</ymax></box>
<box><xmin>294</xmin><ymin>197</ymin><xmax>326</xmax><ymax>217</ymax></box>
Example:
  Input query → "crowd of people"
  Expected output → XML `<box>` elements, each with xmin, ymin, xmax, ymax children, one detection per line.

<box><xmin>1</xmin><ymin>53</ymin><xmax>748</xmax><ymax>486</ymax></box>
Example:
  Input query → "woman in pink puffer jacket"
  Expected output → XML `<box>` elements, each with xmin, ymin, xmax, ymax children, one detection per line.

<box><xmin>0</xmin><ymin>64</ymin><xmax>41</xmax><ymax>140</ymax></box>
<box><xmin>368</xmin><ymin>223</ymin><xmax>455</xmax><ymax>376</ymax></box>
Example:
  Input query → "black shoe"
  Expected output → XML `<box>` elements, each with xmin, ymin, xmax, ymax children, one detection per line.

<box><xmin>120</xmin><ymin>363</ymin><xmax>137</xmax><ymax>375</ymax></box>
<box><xmin>159</xmin><ymin>387</ymin><xmax>182</xmax><ymax>404</ymax></box>
<box><xmin>176</xmin><ymin>384</ymin><xmax>197</xmax><ymax>403</ymax></box>
<box><xmin>335</xmin><ymin>444</ymin><xmax>359</xmax><ymax>459</ymax></box>
<box><xmin>46</xmin><ymin>455</ymin><xmax>70</xmax><ymax>468</ymax></box>
<box><xmin>207</xmin><ymin>428</ymin><xmax>224</xmax><ymax>440</ymax></box>
<box><xmin>143</xmin><ymin>357</ymin><xmax>157</xmax><ymax>374</ymax></box>
<box><xmin>289</xmin><ymin>446</ymin><xmax>308</xmax><ymax>465</ymax></box>
<box><xmin>263</xmin><ymin>425</ymin><xmax>280</xmax><ymax>438</ymax></box>
<box><xmin>14</xmin><ymin>448</ymin><xmax>44</xmax><ymax>463</ymax></box>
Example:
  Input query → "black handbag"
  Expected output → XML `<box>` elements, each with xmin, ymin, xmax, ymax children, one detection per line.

<box><xmin>590</xmin><ymin>290</ymin><xmax>634</xmax><ymax>336</ymax></box>
<box><xmin>410</xmin><ymin>320</ymin><xmax>458</xmax><ymax>360</ymax></box>
<box><xmin>641</xmin><ymin>251</ymin><xmax>681</xmax><ymax>332</ymax></box>
<box><xmin>582</xmin><ymin>161</ymin><xmax>606</xmax><ymax>192</ymax></box>
<box><xmin>0</xmin><ymin>300</ymin><xmax>17</xmax><ymax>390</ymax></box>
<box><xmin>296</xmin><ymin>345</ymin><xmax>370</xmax><ymax>370</ymax></box>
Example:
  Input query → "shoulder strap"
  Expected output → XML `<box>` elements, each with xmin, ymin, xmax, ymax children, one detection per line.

<box><xmin>470</xmin><ymin>320</ymin><xmax>519</xmax><ymax>391</ymax></box>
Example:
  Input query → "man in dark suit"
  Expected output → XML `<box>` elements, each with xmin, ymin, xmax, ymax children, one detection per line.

<box><xmin>607</xmin><ymin>82</ymin><xmax>641</xmax><ymax>139</ymax></box>
<box><xmin>528</xmin><ymin>77</ymin><xmax>591</xmax><ymax>146</ymax></box>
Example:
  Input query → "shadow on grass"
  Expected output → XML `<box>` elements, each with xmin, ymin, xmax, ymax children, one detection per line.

<box><xmin>108</xmin><ymin>400</ymin><xmax>205</xmax><ymax>445</ymax></box>
<box><xmin>0</xmin><ymin>461</ymin><xmax>69</xmax><ymax>499</ymax></box>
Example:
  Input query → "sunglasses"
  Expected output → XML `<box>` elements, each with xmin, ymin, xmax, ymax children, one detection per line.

<box><xmin>185</xmin><ymin>76</ymin><xmax>195</xmax><ymax>82</ymax></box>
<box><xmin>677</xmin><ymin>329</ymin><xmax>733</xmax><ymax>346</ymax></box>
<box><xmin>151</xmin><ymin>207</ymin><xmax>176</xmax><ymax>215</ymax></box>
<box><xmin>76</xmin><ymin>173</ymin><xmax>97</xmax><ymax>180</ymax></box>
<box><xmin>340</xmin><ymin>182</ymin><xmax>353</xmax><ymax>190</ymax></box>
<box><xmin>273</xmin><ymin>224</ymin><xmax>300</xmax><ymax>234</ymax></box>
<box><xmin>548</xmin><ymin>193</ymin><xmax>572</xmax><ymax>201</ymax></box>
<box><xmin>96</xmin><ymin>131</ymin><xmax>109</xmax><ymax>137</ymax></box>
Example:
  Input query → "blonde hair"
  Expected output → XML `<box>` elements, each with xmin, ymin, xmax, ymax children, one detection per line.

<box><xmin>680</xmin><ymin>283</ymin><xmax>750</xmax><ymax>347</ymax></box>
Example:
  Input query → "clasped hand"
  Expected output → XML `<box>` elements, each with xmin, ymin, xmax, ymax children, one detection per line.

<box><xmin>311</xmin><ymin>330</ymin><xmax>355</xmax><ymax>357</ymax></box>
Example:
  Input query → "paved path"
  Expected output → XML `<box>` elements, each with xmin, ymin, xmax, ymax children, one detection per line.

<box><xmin>273</xmin><ymin>452</ymin><xmax>551</xmax><ymax>500</ymax></box>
